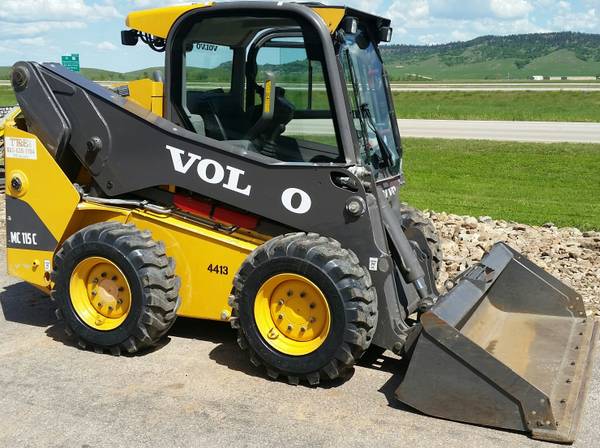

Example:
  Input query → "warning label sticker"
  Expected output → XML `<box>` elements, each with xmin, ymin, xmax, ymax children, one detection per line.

<box><xmin>5</xmin><ymin>137</ymin><xmax>37</xmax><ymax>160</ymax></box>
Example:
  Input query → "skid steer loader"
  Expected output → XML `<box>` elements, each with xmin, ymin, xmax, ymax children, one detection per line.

<box><xmin>4</xmin><ymin>2</ymin><xmax>597</xmax><ymax>442</ymax></box>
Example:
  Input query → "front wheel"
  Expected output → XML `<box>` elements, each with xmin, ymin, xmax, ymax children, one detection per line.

<box><xmin>230</xmin><ymin>233</ymin><xmax>377</xmax><ymax>385</ymax></box>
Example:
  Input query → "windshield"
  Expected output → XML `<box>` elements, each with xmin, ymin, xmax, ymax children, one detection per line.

<box><xmin>339</xmin><ymin>28</ymin><xmax>402</xmax><ymax>179</ymax></box>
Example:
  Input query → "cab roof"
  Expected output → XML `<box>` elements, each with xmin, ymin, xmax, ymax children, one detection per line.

<box><xmin>125</xmin><ymin>2</ymin><xmax>390</xmax><ymax>39</ymax></box>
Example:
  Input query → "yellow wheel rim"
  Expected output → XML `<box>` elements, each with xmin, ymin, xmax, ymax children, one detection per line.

<box><xmin>254</xmin><ymin>273</ymin><xmax>331</xmax><ymax>356</ymax></box>
<box><xmin>69</xmin><ymin>256</ymin><xmax>132</xmax><ymax>331</ymax></box>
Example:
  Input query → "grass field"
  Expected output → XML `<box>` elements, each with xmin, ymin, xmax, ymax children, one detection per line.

<box><xmin>393</xmin><ymin>91</ymin><xmax>600</xmax><ymax>122</ymax></box>
<box><xmin>400</xmin><ymin>138</ymin><xmax>600</xmax><ymax>230</ymax></box>
<box><xmin>0</xmin><ymin>87</ymin><xmax>15</xmax><ymax>107</ymax></box>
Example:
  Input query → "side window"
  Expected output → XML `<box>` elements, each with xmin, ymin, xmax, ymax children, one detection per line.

<box><xmin>185</xmin><ymin>42</ymin><xmax>233</xmax><ymax>93</ymax></box>
<box><xmin>183</xmin><ymin>40</ymin><xmax>239</xmax><ymax>139</ymax></box>
<box><xmin>252</xmin><ymin>37</ymin><xmax>340</xmax><ymax>162</ymax></box>
<box><xmin>255</xmin><ymin>41</ymin><xmax>329</xmax><ymax>114</ymax></box>
<box><xmin>174</xmin><ymin>16</ymin><xmax>344</xmax><ymax>164</ymax></box>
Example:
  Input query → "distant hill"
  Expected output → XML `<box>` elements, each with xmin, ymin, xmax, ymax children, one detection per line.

<box><xmin>382</xmin><ymin>32</ymin><xmax>600</xmax><ymax>80</ymax></box>
<box><xmin>2</xmin><ymin>32</ymin><xmax>600</xmax><ymax>82</ymax></box>
<box><xmin>0</xmin><ymin>66</ymin><xmax>128</xmax><ymax>81</ymax></box>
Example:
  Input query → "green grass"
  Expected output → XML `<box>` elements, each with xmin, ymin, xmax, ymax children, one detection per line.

<box><xmin>293</xmin><ymin>135</ymin><xmax>600</xmax><ymax>229</ymax></box>
<box><xmin>0</xmin><ymin>86</ymin><xmax>15</xmax><ymax>107</ymax></box>
<box><xmin>400</xmin><ymin>138</ymin><xmax>600</xmax><ymax>230</ymax></box>
<box><xmin>392</xmin><ymin>91</ymin><xmax>600</xmax><ymax>122</ymax></box>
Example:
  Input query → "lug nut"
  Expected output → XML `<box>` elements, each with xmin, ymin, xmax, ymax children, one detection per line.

<box><xmin>287</xmin><ymin>290</ymin><xmax>293</xmax><ymax>297</ymax></box>
<box><xmin>310</xmin><ymin>317</ymin><xmax>316</xmax><ymax>323</ymax></box>
<box><xmin>300</xmin><ymin>292</ymin><xmax>306</xmax><ymax>298</ymax></box>
<box><xmin>91</xmin><ymin>290</ymin><xmax>97</xmax><ymax>296</ymax></box>
<box><xmin>277</xmin><ymin>314</ymin><xmax>284</xmax><ymax>320</ymax></box>
<box><xmin>111</xmin><ymin>275</ymin><xmax>117</xmax><ymax>281</ymax></box>
<box><xmin>287</xmin><ymin>324</ymin><xmax>293</xmax><ymax>331</ymax></box>
<box><xmin>300</xmin><ymin>326</ymin><xmax>306</xmax><ymax>332</ymax></box>
<box><xmin>278</xmin><ymin>299</ymin><xmax>284</xmax><ymax>306</ymax></box>
<box><xmin>101</xmin><ymin>272</ymin><xmax>107</xmax><ymax>278</ymax></box>
<box><xmin>309</xmin><ymin>303</ymin><xmax>316</xmax><ymax>309</ymax></box>
<box><xmin>117</xmin><ymin>299</ymin><xmax>123</xmax><ymax>305</ymax></box>
<box><xmin>108</xmin><ymin>306</ymin><xmax>113</xmax><ymax>312</ymax></box>
<box><xmin>97</xmin><ymin>302</ymin><xmax>102</xmax><ymax>307</ymax></box>
<box><xmin>92</xmin><ymin>278</ymin><xmax>99</xmax><ymax>284</ymax></box>
<box><xmin>118</xmin><ymin>287</ymin><xmax>124</xmax><ymax>292</ymax></box>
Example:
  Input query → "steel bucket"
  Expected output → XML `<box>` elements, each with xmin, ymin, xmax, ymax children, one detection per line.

<box><xmin>396</xmin><ymin>243</ymin><xmax>598</xmax><ymax>443</ymax></box>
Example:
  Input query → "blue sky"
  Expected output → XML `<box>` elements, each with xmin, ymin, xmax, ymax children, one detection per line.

<box><xmin>0</xmin><ymin>0</ymin><xmax>598</xmax><ymax>72</ymax></box>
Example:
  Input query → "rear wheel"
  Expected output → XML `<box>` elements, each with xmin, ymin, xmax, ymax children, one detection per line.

<box><xmin>230</xmin><ymin>233</ymin><xmax>377</xmax><ymax>385</ymax></box>
<box><xmin>52</xmin><ymin>222</ymin><xmax>180</xmax><ymax>355</ymax></box>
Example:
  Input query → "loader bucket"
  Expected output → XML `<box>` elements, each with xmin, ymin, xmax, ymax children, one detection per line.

<box><xmin>396</xmin><ymin>243</ymin><xmax>598</xmax><ymax>443</ymax></box>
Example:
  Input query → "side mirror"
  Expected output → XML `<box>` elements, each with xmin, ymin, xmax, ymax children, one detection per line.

<box><xmin>121</xmin><ymin>30</ymin><xmax>139</xmax><ymax>46</ymax></box>
<box><xmin>378</xmin><ymin>26</ymin><xmax>393</xmax><ymax>43</ymax></box>
<box><xmin>342</xmin><ymin>17</ymin><xmax>358</xmax><ymax>34</ymax></box>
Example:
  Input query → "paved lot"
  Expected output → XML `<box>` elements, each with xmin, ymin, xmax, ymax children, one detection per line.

<box><xmin>288</xmin><ymin>119</ymin><xmax>600</xmax><ymax>143</ymax></box>
<box><xmin>0</xmin><ymin>249</ymin><xmax>599</xmax><ymax>448</ymax></box>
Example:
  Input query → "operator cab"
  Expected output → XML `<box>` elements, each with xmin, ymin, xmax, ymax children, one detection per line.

<box><xmin>123</xmin><ymin>3</ymin><xmax>402</xmax><ymax>179</ymax></box>
<box><xmin>174</xmin><ymin>16</ymin><xmax>342</xmax><ymax>163</ymax></box>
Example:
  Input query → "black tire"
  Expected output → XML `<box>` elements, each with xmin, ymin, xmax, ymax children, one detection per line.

<box><xmin>400</xmin><ymin>203</ymin><xmax>443</xmax><ymax>293</ymax></box>
<box><xmin>230</xmin><ymin>232</ymin><xmax>377</xmax><ymax>385</ymax></box>
<box><xmin>51</xmin><ymin>222</ymin><xmax>180</xmax><ymax>355</ymax></box>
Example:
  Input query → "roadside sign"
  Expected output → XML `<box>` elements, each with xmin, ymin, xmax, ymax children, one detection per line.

<box><xmin>61</xmin><ymin>54</ymin><xmax>80</xmax><ymax>72</ymax></box>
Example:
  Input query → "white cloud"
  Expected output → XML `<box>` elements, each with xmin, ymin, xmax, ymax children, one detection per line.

<box><xmin>384</xmin><ymin>0</ymin><xmax>548</xmax><ymax>44</ymax></box>
<box><xmin>558</xmin><ymin>1</ymin><xmax>571</xmax><ymax>9</ymax></box>
<box><xmin>82</xmin><ymin>40</ymin><xmax>118</xmax><ymax>51</ymax></box>
<box><xmin>450</xmin><ymin>30</ymin><xmax>473</xmax><ymax>41</ymax></box>
<box><xmin>0</xmin><ymin>43</ymin><xmax>21</xmax><ymax>54</ymax></box>
<box><xmin>0</xmin><ymin>0</ymin><xmax>120</xmax><ymax>23</ymax></box>
<box><xmin>549</xmin><ymin>7</ymin><xmax>599</xmax><ymax>29</ymax></box>
<box><xmin>429</xmin><ymin>0</ymin><xmax>491</xmax><ymax>19</ymax></box>
<box><xmin>97</xmin><ymin>41</ymin><xmax>117</xmax><ymax>51</ymax></box>
<box><xmin>0</xmin><ymin>21</ymin><xmax>86</xmax><ymax>38</ymax></box>
<box><xmin>386</xmin><ymin>0</ymin><xmax>431</xmax><ymax>27</ymax></box>
<box><xmin>490</xmin><ymin>0</ymin><xmax>534</xmax><ymax>19</ymax></box>
<box><xmin>16</xmin><ymin>37</ymin><xmax>47</xmax><ymax>46</ymax></box>
<box><xmin>132</xmin><ymin>0</ymin><xmax>193</xmax><ymax>7</ymax></box>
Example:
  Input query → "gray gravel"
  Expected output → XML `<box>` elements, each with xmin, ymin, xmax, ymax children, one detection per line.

<box><xmin>429</xmin><ymin>211</ymin><xmax>600</xmax><ymax>315</ymax></box>
<box><xmin>0</xmin><ymin>199</ymin><xmax>599</xmax><ymax>447</ymax></box>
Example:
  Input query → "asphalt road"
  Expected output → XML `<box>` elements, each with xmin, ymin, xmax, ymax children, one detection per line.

<box><xmin>1</xmin><ymin>251</ymin><xmax>599</xmax><ymax>448</ymax></box>
<box><xmin>84</xmin><ymin>81</ymin><xmax>600</xmax><ymax>92</ymax></box>
<box><xmin>387</xmin><ymin>82</ymin><xmax>600</xmax><ymax>92</ymax></box>
<box><xmin>2</xmin><ymin>80</ymin><xmax>600</xmax><ymax>91</ymax></box>
<box><xmin>287</xmin><ymin>119</ymin><xmax>600</xmax><ymax>143</ymax></box>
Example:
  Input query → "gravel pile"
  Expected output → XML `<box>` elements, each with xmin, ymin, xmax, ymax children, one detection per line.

<box><xmin>427</xmin><ymin>211</ymin><xmax>600</xmax><ymax>316</ymax></box>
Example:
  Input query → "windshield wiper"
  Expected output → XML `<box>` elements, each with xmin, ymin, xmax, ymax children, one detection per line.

<box><xmin>360</xmin><ymin>103</ymin><xmax>394</xmax><ymax>168</ymax></box>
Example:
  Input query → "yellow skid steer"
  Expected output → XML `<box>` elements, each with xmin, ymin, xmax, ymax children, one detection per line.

<box><xmin>3</xmin><ymin>2</ymin><xmax>597</xmax><ymax>442</ymax></box>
